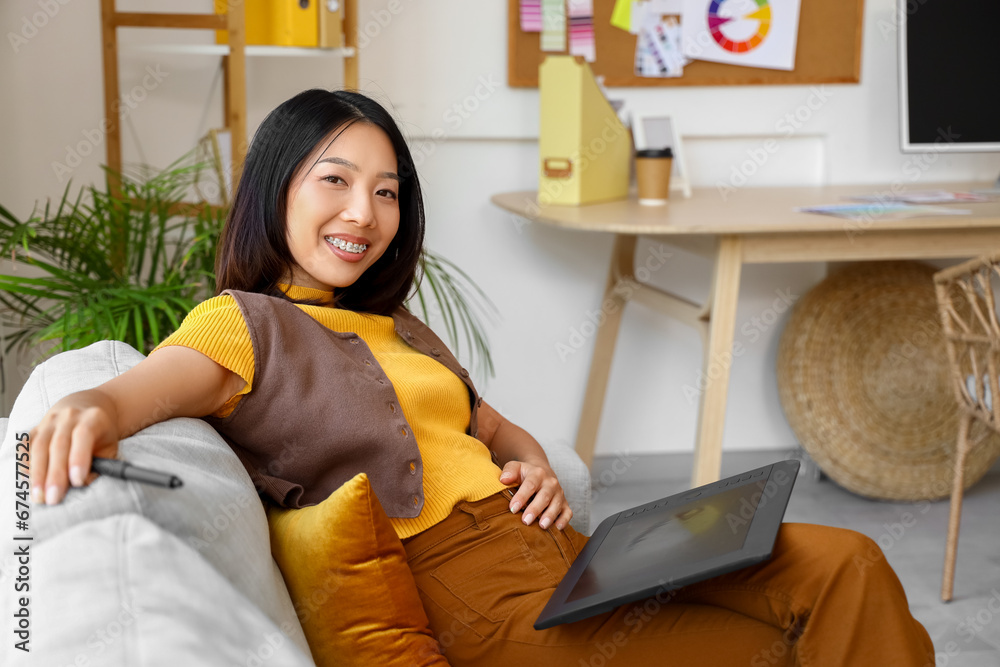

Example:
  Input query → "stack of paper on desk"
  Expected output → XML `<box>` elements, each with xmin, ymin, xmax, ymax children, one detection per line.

<box><xmin>795</xmin><ymin>203</ymin><xmax>971</xmax><ymax>221</ymax></box>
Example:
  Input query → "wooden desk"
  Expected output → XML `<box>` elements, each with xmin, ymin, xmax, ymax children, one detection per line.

<box><xmin>491</xmin><ymin>183</ymin><xmax>1000</xmax><ymax>486</ymax></box>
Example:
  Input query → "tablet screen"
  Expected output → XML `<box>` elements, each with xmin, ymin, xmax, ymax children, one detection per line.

<box><xmin>566</xmin><ymin>483</ymin><xmax>759</xmax><ymax>603</ymax></box>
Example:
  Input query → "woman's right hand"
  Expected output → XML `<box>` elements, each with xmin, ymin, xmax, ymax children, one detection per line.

<box><xmin>26</xmin><ymin>345</ymin><xmax>247</xmax><ymax>506</ymax></box>
<box><xmin>28</xmin><ymin>389</ymin><xmax>121</xmax><ymax>506</ymax></box>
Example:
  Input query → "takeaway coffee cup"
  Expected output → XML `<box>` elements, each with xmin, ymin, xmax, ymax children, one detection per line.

<box><xmin>635</xmin><ymin>147</ymin><xmax>673</xmax><ymax>206</ymax></box>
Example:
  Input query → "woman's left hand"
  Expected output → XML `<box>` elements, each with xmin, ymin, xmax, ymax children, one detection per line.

<box><xmin>499</xmin><ymin>459</ymin><xmax>573</xmax><ymax>531</ymax></box>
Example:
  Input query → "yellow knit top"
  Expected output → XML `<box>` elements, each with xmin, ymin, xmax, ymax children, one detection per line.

<box><xmin>151</xmin><ymin>284</ymin><xmax>509</xmax><ymax>539</ymax></box>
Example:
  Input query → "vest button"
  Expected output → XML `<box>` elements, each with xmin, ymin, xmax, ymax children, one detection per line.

<box><xmin>431</xmin><ymin>347</ymin><xmax>441</xmax><ymax>356</ymax></box>
<box><xmin>350</xmin><ymin>338</ymin><xmax>359</xmax><ymax>344</ymax></box>
<box><xmin>405</xmin><ymin>330</ymin><xmax>413</xmax><ymax>339</ymax></box>
<box><xmin>477</xmin><ymin>397</ymin><xmax>483</xmax><ymax>407</ymax></box>
<box><xmin>409</xmin><ymin>461</ymin><xmax>416</xmax><ymax>474</ymax></box>
<box><xmin>460</xmin><ymin>368</ymin><xmax>470</xmax><ymax>378</ymax></box>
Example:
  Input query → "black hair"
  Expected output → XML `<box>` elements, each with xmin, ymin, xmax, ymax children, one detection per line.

<box><xmin>215</xmin><ymin>89</ymin><xmax>424</xmax><ymax>314</ymax></box>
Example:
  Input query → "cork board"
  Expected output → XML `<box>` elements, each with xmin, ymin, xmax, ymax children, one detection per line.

<box><xmin>508</xmin><ymin>0</ymin><xmax>865</xmax><ymax>87</ymax></box>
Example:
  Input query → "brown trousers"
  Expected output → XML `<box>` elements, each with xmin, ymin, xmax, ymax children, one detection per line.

<box><xmin>402</xmin><ymin>489</ymin><xmax>935</xmax><ymax>666</ymax></box>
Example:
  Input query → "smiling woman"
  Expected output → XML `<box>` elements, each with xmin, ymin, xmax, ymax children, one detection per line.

<box><xmin>25</xmin><ymin>88</ymin><xmax>935</xmax><ymax>667</ymax></box>
<box><xmin>215</xmin><ymin>89</ymin><xmax>424</xmax><ymax>316</ymax></box>
<box><xmin>283</xmin><ymin>123</ymin><xmax>402</xmax><ymax>291</ymax></box>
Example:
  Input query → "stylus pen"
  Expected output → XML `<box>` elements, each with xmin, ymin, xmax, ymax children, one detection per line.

<box><xmin>90</xmin><ymin>457</ymin><xmax>184</xmax><ymax>489</ymax></box>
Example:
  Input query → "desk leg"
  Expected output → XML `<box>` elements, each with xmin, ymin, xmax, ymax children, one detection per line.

<box><xmin>692</xmin><ymin>236</ymin><xmax>743</xmax><ymax>486</ymax></box>
<box><xmin>574</xmin><ymin>234</ymin><xmax>637</xmax><ymax>467</ymax></box>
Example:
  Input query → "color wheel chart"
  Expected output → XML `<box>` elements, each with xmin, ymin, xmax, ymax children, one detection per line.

<box><xmin>708</xmin><ymin>0</ymin><xmax>772</xmax><ymax>53</ymax></box>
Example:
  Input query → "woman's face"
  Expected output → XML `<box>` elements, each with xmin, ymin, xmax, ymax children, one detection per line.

<box><xmin>284</xmin><ymin>122</ymin><xmax>401</xmax><ymax>292</ymax></box>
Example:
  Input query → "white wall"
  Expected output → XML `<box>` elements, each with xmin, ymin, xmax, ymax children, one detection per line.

<box><xmin>1</xmin><ymin>0</ymin><xmax>997</xmax><ymax>460</ymax></box>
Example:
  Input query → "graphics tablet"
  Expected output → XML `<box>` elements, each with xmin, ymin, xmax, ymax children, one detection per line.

<box><xmin>534</xmin><ymin>459</ymin><xmax>800</xmax><ymax>630</ymax></box>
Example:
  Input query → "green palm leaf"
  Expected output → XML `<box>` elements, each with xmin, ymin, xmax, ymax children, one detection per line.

<box><xmin>409</xmin><ymin>250</ymin><xmax>498</xmax><ymax>382</ymax></box>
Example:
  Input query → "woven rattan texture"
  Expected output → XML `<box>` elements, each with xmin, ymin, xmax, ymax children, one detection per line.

<box><xmin>935</xmin><ymin>254</ymin><xmax>1000</xmax><ymax>432</ymax></box>
<box><xmin>777</xmin><ymin>261</ymin><xmax>1000</xmax><ymax>501</ymax></box>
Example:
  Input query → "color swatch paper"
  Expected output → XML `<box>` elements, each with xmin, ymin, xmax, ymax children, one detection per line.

<box><xmin>636</xmin><ymin>16</ymin><xmax>685</xmax><ymax>77</ymax></box>
<box><xmin>541</xmin><ymin>0</ymin><xmax>567</xmax><ymax>51</ymax></box>
<box><xmin>568</xmin><ymin>0</ymin><xmax>596</xmax><ymax>62</ymax></box>
<box><xmin>520</xmin><ymin>0</ymin><xmax>542</xmax><ymax>32</ymax></box>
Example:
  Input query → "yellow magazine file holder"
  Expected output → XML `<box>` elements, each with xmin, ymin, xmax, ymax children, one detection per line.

<box><xmin>216</xmin><ymin>0</ymin><xmax>318</xmax><ymax>48</ymax></box>
<box><xmin>539</xmin><ymin>56</ymin><xmax>630</xmax><ymax>206</ymax></box>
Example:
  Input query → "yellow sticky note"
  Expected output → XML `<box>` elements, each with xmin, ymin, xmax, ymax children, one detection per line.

<box><xmin>610</xmin><ymin>0</ymin><xmax>631</xmax><ymax>32</ymax></box>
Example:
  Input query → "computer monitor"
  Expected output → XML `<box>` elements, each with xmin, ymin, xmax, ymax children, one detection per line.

<box><xmin>898</xmin><ymin>0</ymin><xmax>1000</xmax><ymax>176</ymax></box>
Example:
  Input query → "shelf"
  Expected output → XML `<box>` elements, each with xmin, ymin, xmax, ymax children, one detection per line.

<box><xmin>123</xmin><ymin>44</ymin><xmax>355</xmax><ymax>57</ymax></box>
<box><xmin>102</xmin><ymin>0</ymin><xmax>359</xmax><ymax>184</ymax></box>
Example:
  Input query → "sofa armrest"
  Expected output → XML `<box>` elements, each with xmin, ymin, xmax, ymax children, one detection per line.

<box><xmin>0</xmin><ymin>341</ymin><xmax>312</xmax><ymax>661</ymax></box>
<box><xmin>538</xmin><ymin>439</ymin><xmax>591</xmax><ymax>535</ymax></box>
<box><xmin>2</xmin><ymin>513</ymin><xmax>314</xmax><ymax>667</ymax></box>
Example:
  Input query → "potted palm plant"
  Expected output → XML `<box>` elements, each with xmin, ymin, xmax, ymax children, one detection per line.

<box><xmin>0</xmin><ymin>155</ymin><xmax>496</xmax><ymax>384</ymax></box>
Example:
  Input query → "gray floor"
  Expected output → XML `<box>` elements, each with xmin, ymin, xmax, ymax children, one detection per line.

<box><xmin>588</xmin><ymin>449</ymin><xmax>1000</xmax><ymax>665</ymax></box>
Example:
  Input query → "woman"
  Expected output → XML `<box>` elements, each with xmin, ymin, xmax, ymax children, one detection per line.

<box><xmin>28</xmin><ymin>89</ymin><xmax>934</xmax><ymax>665</ymax></box>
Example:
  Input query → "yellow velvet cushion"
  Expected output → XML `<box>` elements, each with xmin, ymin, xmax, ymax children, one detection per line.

<box><xmin>266</xmin><ymin>473</ymin><xmax>449</xmax><ymax>667</ymax></box>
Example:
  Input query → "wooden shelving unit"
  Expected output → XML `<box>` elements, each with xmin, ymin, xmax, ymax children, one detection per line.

<box><xmin>99</xmin><ymin>0</ymin><xmax>359</xmax><ymax>185</ymax></box>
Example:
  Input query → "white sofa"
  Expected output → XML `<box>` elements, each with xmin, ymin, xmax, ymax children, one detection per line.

<box><xmin>0</xmin><ymin>340</ymin><xmax>592</xmax><ymax>666</ymax></box>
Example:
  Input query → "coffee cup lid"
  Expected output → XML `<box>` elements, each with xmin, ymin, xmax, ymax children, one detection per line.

<box><xmin>636</xmin><ymin>147</ymin><xmax>673</xmax><ymax>158</ymax></box>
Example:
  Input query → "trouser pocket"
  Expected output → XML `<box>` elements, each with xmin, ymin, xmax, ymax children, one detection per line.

<box><xmin>430</xmin><ymin>527</ymin><xmax>560</xmax><ymax>624</ymax></box>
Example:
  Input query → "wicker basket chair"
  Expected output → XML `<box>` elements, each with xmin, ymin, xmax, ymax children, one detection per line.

<box><xmin>934</xmin><ymin>252</ymin><xmax>1000</xmax><ymax>602</ymax></box>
